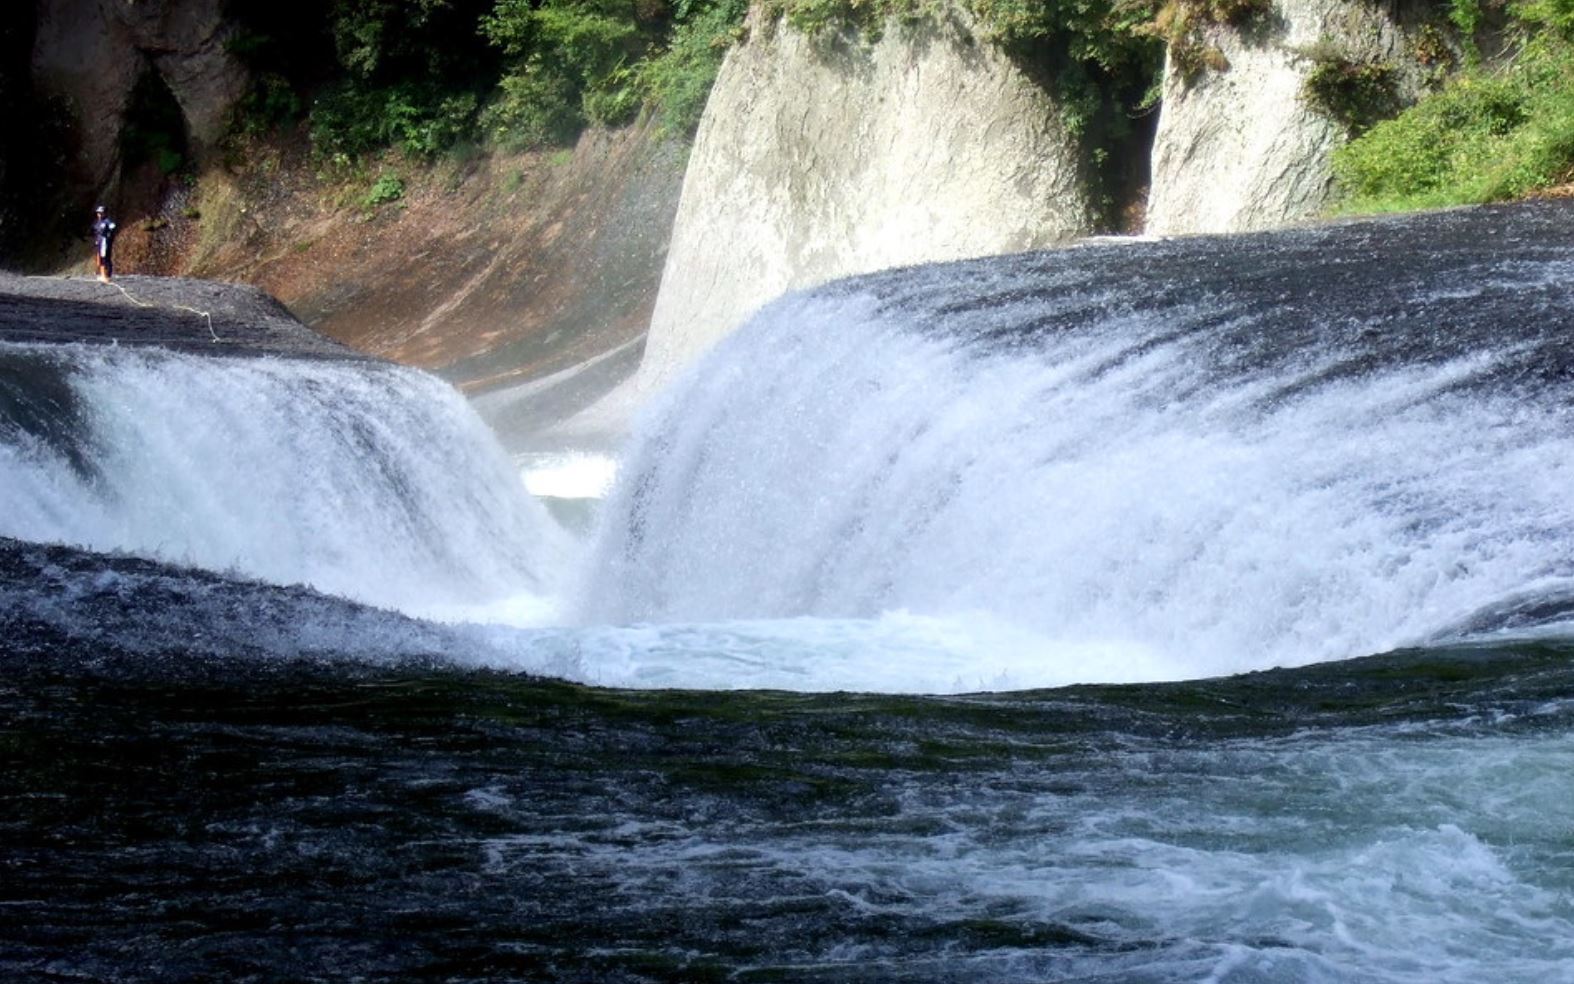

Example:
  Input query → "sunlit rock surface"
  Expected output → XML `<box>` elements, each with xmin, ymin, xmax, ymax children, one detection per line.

<box><xmin>1146</xmin><ymin>0</ymin><xmax>1429</xmax><ymax>234</ymax></box>
<box><xmin>637</xmin><ymin>9</ymin><xmax>1094</xmax><ymax>390</ymax></box>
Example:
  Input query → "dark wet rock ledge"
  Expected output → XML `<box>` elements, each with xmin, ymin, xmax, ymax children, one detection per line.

<box><xmin>0</xmin><ymin>272</ymin><xmax>369</xmax><ymax>360</ymax></box>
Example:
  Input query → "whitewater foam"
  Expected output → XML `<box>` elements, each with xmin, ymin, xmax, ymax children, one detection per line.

<box><xmin>13</xmin><ymin>209</ymin><xmax>1574</xmax><ymax>694</ymax></box>
<box><xmin>461</xmin><ymin>722</ymin><xmax>1574</xmax><ymax>982</ymax></box>
<box><xmin>0</xmin><ymin>343</ymin><xmax>566</xmax><ymax>617</ymax></box>
<box><xmin>518</xmin><ymin>451</ymin><xmax>618</xmax><ymax>499</ymax></box>
<box><xmin>577</xmin><ymin>233</ymin><xmax>1574</xmax><ymax>684</ymax></box>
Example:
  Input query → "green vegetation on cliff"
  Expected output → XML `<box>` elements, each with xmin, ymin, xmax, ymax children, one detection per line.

<box><xmin>477</xmin><ymin>0</ymin><xmax>749</xmax><ymax>146</ymax></box>
<box><xmin>221</xmin><ymin>0</ymin><xmax>1182</xmax><ymax>165</ymax></box>
<box><xmin>1333</xmin><ymin>0</ymin><xmax>1574</xmax><ymax>212</ymax></box>
<box><xmin>226</xmin><ymin>0</ymin><xmax>748</xmax><ymax>160</ymax></box>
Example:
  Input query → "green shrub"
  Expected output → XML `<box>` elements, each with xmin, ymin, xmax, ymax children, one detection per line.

<box><xmin>1516</xmin><ymin>0</ymin><xmax>1574</xmax><ymax>38</ymax></box>
<box><xmin>478</xmin><ymin>68</ymin><xmax>585</xmax><ymax>148</ymax></box>
<box><xmin>1448</xmin><ymin>0</ymin><xmax>1485</xmax><ymax>37</ymax></box>
<box><xmin>1331</xmin><ymin>36</ymin><xmax>1574</xmax><ymax>212</ymax></box>
<box><xmin>228</xmin><ymin>0</ymin><xmax>496</xmax><ymax>160</ymax></box>
<box><xmin>1300</xmin><ymin>45</ymin><xmax>1400</xmax><ymax>134</ymax></box>
<box><xmin>584</xmin><ymin>63</ymin><xmax>645</xmax><ymax>125</ymax></box>
<box><xmin>311</xmin><ymin>81</ymin><xmax>481</xmax><ymax>158</ymax></box>
<box><xmin>1146</xmin><ymin>0</ymin><xmax>1268</xmax><ymax>86</ymax></box>
<box><xmin>332</xmin><ymin>0</ymin><xmax>496</xmax><ymax>80</ymax></box>
<box><xmin>480</xmin><ymin>0</ymin><xmax>657</xmax><ymax>147</ymax></box>
<box><xmin>309</xmin><ymin>83</ymin><xmax>383</xmax><ymax>157</ymax></box>
<box><xmin>636</xmin><ymin>0</ymin><xmax>750</xmax><ymax>133</ymax></box>
<box><xmin>391</xmin><ymin>90</ymin><xmax>480</xmax><ymax>156</ymax></box>
<box><xmin>363</xmin><ymin>173</ymin><xmax>406</xmax><ymax>207</ymax></box>
<box><xmin>970</xmin><ymin>0</ymin><xmax>1162</xmax><ymax>70</ymax></box>
<box><xmin>236</xmin><ymin>73</ymin><xmax>304</xmax><ymax>134</ymax></box>
<box><xmin>777</xmin><ymin>0</ymin><xmax>926</xmax><ymax>38</ymax></box>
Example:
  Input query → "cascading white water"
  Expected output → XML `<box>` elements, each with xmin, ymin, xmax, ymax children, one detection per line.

<box><xmin>0</xmin><ymin>343</ymin><xmax>566</xmax><ymax>618</ymax></box>
<box><xmin>578</xmin><ymin>230</ymin><xmax>1574</xmax><ymax>685</ymax></box>
<box><xmin>10</xmin><ymin>208</ymin><xmax>1574</xmax><ymax>693</ymax></box>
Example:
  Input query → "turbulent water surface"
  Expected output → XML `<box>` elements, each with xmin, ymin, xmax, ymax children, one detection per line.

<box><xmin>7</xmin><ymin>203</ymin><xmax>1574</xmax><ymax>981</ymax></box>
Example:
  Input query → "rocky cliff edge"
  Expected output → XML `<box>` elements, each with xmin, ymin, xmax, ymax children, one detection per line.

<box><xmin>0</xmin><ymin>272</ymin><xmax>365</xmax><ymax>360</ymax></box>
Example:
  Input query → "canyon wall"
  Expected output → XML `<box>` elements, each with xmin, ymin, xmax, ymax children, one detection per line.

<box><xmin>17</xmin><ymin>0</ymin><xmax>1453</xmax><ymax>448</ymax></box>
<box><xmin>184</xmin><ymin>117</ymin><xmax>686</xmax><ymax>426</ymax></box>
<box><xmin>32</xmin><ymin>0</ymin><xmax>248</xmax><ymax>197</ymax></box>
<box><xmin>635</xmin><ymin>11</ymin><xmax>1095</xmax><ymax>390</ymax></box>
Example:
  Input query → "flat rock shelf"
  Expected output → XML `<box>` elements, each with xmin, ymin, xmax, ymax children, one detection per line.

<box><xmin>0</xmin><ymin>272</ymin><xmax>369</xmax><ymax>360</ymax></box>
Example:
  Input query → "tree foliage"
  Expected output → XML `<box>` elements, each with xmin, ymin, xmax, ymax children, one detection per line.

<box><xmin>636</xmin><ymin>0</ymin><xmax>750</xmax><ymax>131</ymax></box>
<box><xmin>479</xmin><ymin>0</ymin><xmax>657</xmax><ymax>146</ymax></box>
<box><xmin>226</xmin><ymin>0</ymin><xmax>754</xmax><ymax>154</ymax></box>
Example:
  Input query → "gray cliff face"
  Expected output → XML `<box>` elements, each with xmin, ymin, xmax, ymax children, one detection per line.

<box><xmin>1146</xmin><ymin>0</ymin><xmax>1424</xmax><ymax>234</ymax></box>
<box><xmin>31</xmin><ymin>0</ymin><xmax>247</xmax><ymax>197</ymax></box>
<box><xmin>636</xmin><ymin>12</ymin><xmax>1094</xmax><ymax>390</ymax></box>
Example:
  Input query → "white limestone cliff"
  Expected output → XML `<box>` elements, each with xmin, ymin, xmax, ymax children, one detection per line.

<box><xmin>1146</xmin><ymin>0</ymin><xmax>1423</xmax><ymax>234</ymax></box>
<box><xmin>635</xmin><ymin>11</ymin><xmax>1095</xmax><ymax>390</ymax></box>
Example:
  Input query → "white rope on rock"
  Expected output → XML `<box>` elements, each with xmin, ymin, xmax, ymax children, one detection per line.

<box><xmin>106</xmin><ymin>280</ymin><xmax>221</xmax><ymax>343</ymax></box>
<box><xmin>20</xmin><ymin>274</ymin><xmax>229</xmax><ymax>344</ymax></box>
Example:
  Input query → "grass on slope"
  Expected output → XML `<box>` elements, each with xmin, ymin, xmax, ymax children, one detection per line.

<box><xmin>1332</xmin><ymin>3</ymin><xmax>1574</xmax><ymax>214</ymax></box>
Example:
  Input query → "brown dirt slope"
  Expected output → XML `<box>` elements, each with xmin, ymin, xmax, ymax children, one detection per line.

<box><xmin>109</xmin><ymin>118</ymin><xmax>684</xmax><ymax>418</ymax></box>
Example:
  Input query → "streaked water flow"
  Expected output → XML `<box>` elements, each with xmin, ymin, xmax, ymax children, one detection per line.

<box><xmin>580</xmin><ymin>209</ymin><xmax>1574</xmax><ymax>685</ymax></box>
<box><xmin>0</xmin><ymin>344</ymin><xmax>566</xmax><ymax>617</ymax></box>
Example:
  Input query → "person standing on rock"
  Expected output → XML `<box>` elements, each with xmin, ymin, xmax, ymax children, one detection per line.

<box><xmin>91</xmin><ymin>205</ymin><xmax>117</xmax><ymax>283</ymax></box>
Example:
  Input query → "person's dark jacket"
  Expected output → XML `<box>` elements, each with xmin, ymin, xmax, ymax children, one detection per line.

<box><xmin>92</xmin><ymin>216</ymin><xmax>116</xmax><ymax>258</ymax></box>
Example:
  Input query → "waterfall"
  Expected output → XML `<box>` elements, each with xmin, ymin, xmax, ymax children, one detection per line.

<box><xmin>0</xmin><ymin>343</ymin><xmax>565</xmax><ymax>617</ymax></box>
<box><xmin>581</xmin><ymin>207</ymin><xmax>1574</xmax><ymax>681</ymax></box>
<box><xmin>9</xmin><ymin>205</ymin><xmax>1574</xmax><ymax>691</ymax></box>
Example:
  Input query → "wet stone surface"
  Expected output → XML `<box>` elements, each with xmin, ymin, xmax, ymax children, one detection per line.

<box><xmin>0</xmin><ymin>272</ymin><xmax>369</xmax><ymax>361</ymax></box>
